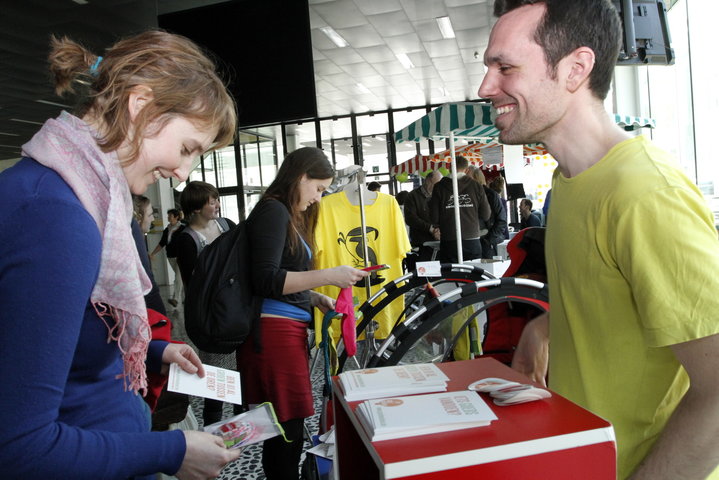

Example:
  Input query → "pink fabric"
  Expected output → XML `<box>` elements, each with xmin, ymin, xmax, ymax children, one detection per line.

<box><xmin>22</xmin><ymin>111</ymin><xmax>152</xmax><ymax>394</ymax></box>
<box><xmin>335</xmin><ymin>287</ymin><xmax>357</xmax><ymax>356</ymax></box>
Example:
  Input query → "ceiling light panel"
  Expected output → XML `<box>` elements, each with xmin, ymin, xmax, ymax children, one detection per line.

<box><xmin>356</xmin><ymin>83</ymin><xmax>371</xmax><ymax>94</ymax></box>
<box><xmin>311</xmin><ymin>29</ymin><xmax>344</xmax><ymax>50</ymax></box>
<box><xmin>396</xmin><ymin>53</ymin><xmax>415</xmax><ymax>69</ymax></box>
<box><xmin>320</xmin><ymin>26</ymin><xmax>349</xmax><ymax>47</ymax></box>
<box><xmin>436</xmin><ymin>16</ymin><xmax>456</xmax><ymax>38</ymax></box>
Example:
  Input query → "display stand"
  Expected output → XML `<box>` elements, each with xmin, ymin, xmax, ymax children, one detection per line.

<box><xmin>333</xmin><ymin>358</ymin><xmax>616</xmax><ymax>479</ymax></box>
<box><xmin>335</xmin><ymin>166</ymin><xmax>382</xmax><ymax>364</ymax></box>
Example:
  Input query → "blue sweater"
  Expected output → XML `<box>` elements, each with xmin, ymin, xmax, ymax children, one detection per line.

<box><xmin>0</xmin><ymin>159</ymin><xmax>185</xmax><ymax>479</ymax></box>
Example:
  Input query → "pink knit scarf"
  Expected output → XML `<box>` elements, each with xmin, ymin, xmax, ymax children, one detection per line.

<box><xmin>23</xmin><ymin>111</ymin><xmax>152</xmax><ymax>394</ymax></box>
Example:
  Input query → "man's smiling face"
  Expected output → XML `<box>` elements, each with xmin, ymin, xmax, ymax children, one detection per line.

<box><xmin>478</xmin><ymin>3</ymin><xmax>568</xmax><ymax>146</ymax></box>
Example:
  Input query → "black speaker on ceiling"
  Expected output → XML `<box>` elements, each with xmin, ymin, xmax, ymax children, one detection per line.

<box><xmin>159</xmin><ymin>0</ymin><xmax>317</xmax><ymax>127</ymax></box>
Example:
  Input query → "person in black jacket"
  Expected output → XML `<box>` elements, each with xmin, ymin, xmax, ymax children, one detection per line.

<box><xmin>467</xmin><ymin>166</ymin><xmax>508</xmax><ymax>259</ymax></box>
<box><xmin>404</xmin><ymin>170</ymin><xmax>442</xmax><ymax>265</ymax></box>
<box><xmin>430</xmin><ymin>155</ymin><xmax>491</xmax><ymax>263</ymax></box>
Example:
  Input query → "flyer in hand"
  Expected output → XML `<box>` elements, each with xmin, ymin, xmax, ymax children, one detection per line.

<box><xmin>204</xmin><ymin>403</ymin><xmax>286</xmax><ymax>449</ymax></box>
<box><xmin>167</xmin><ymin>363</ymin><xmax>242</xmax><ymax>405</ymax></box>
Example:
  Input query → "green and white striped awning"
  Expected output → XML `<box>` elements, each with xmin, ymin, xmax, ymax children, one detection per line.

<box><xmin>394</xmin><ymin>101</ymin><xmax>655</xmax><ymax>143</ymax></box>
<box><xmin>395</xmin><ymin>102</ymin><xmax>497</xmax><ymax>143</ymax></box>
<box><xmin>614</xmin><ymin>113</ymin><xmax>656</xmax><ymax>130</ymax></box>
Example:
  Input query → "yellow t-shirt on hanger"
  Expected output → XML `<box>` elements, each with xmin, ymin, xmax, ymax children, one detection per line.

<box><xmin>313</xmin><ymin>190</ymin><xmax>411</xmax><ymax>345</ymax></box>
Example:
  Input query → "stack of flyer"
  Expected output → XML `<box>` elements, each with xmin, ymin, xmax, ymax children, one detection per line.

<box><xmin>339</xmin><ymin>363</ymin><xmax>449</xmax><ymax>401</ymax></box>
<box><xmin>356</xmin><ymin>390</ymin><xmax>498</xmax><ymax>441</ymax></box>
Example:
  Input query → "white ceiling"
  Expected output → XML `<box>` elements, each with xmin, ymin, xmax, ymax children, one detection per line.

<box><xmin>308</xmin><ymin>0</ymin><xmax>493</xmax><ymax>117</ymax></box>
<box><xmin>0</xmin><ymin>0</ymin><xmax>496</xmax><ymax>166</ymax></box>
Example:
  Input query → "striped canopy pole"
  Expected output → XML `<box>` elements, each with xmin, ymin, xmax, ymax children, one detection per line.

<box><xmin>448</xmin><ymin>132</ymin><xmax>464</xmax><ymax>264</ymax></box>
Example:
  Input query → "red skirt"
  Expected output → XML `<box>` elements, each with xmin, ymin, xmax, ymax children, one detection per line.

<box><xmin>236</xmin><ymin>316</ymin><xmax>314</xmax><ymax>423</ymax></box>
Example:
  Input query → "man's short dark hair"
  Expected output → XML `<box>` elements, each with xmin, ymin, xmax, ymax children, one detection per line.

<box><xmin>493</xmin><ymin>0</ymin><xmax>621</xmax><ymax>100</ymax></box>
<box><xmin>456</xmin><ymin>155</ymin><xmax>469</xmax><ymax>170</ymax></box>
<box><xmin>521</xmin><ymin>198</ymin><xmax>533</xmax><ymax>210</ymax></box>
<box><xmin>167</xmin><ymin>208</ymin><xmax>181</xmax><ymax>218</ymax></box>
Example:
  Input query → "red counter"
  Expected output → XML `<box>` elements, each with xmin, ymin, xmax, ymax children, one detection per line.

<box><xmin>332</xmin><ymin>358</ymin><xmax>615</xmax><ymax>479</ymax></box>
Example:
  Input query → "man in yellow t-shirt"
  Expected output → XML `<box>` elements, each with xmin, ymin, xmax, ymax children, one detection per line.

<box><xmin>480</xmin><ymin>1</ymin><xmax>719</xmax><ymax>478</ymax></box>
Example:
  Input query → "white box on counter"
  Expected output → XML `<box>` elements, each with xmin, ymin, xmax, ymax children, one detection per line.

<box><xmin>466</xmin><ymin>258</ymin><xmax>511</xmax><ymax>277</ymax></box>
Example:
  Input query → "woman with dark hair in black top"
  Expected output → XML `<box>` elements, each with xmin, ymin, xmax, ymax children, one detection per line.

<box><xmin>238</xmin><ymin>147</ymin><xmax>368</xmax><ymax>480</ymax></box>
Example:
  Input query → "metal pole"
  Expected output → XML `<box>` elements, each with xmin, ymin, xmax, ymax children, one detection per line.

<box><xmin>355</xmin><ymin>169</ymin><xmax>377</xmax><ymax>362</ymax></box>
<box><xmin>449</xmin><ymin>133</ymin><xmax>463</xmax><ymax>263</ymax></box>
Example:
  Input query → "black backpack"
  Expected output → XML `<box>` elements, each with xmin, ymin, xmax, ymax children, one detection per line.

<box><xmin>184</xmin><ymin>220</ymin><xmax>262</xmax><ymax>353</ymax></box>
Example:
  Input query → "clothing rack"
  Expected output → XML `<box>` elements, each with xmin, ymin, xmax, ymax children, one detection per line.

<box><xmin>330</xmin><ymin>166</ymin><xmax>378</xmax><ymax>361</ymax></box>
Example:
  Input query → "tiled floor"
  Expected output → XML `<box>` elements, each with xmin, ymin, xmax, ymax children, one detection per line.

<box><xmin>159</xmin><ymin>287</ymin><xmax>326</xmax><ymax>480</ymax></box>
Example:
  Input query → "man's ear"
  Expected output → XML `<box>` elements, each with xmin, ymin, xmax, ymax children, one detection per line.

<box><xmin>565</xmin><ymin>47</ymin><xmax>595</xmax><ymax>94</ymax></box>
<box><xmin>128</xmin><ymin>85</ymin><xmax>154</xmax><ymax>121</ymax></box>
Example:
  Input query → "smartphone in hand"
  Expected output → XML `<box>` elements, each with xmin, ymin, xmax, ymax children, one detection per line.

<box><xmin>362</xmin><ymin>264</ymin><xmax>389</xmax><ymax>272</ymax></box>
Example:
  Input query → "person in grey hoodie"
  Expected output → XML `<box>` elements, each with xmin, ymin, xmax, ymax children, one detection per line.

<box><xmin>430</xmin><ymin>155</ymin><xmax>491</xmax><ymax>262</ymax></box>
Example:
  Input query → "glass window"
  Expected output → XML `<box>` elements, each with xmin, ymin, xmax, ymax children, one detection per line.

<box><xmin>285</xmin><ymin>122</ymin><xmax>317</xmax><ymax>154</ymax></box>
<box><xmin>332</xmin><ymin>137</ymin><xmax>355</xmax><ymax>170</ymax></box>
<box><xmin>318</xmin><ymin>117</ymin><xmax>353</xmax><ymax>168</ymax></box>
<box><xmin>392</xmin><ymin>108</ymin><xmax>431</xmax><ymax>161</ymax></box>
<box><xmin>642</xmin><ymin>1</ymin><xmax>718</xmax><ymax>221</ymax></box>
<box><xmin>259</xmin><ymin>138</ymin><xmax>278</xmax><ymax>187</ymax></box>
<box><xmin>240</xmin><ymin>134</ymin><xmax>261</xmax><ymax>189</ymax></box>
<box><xmin>239</xmin><ymin>129</ymin><xmax>280</xmax><ymax>218</ymax></box>
<box><xmin>357</xmin><ymin>113</ymin><xmax>391</xmax><ymax>185</ymax></box>
<box><xmin>219</xmin><ymin>193</ymin><xmax>240</xmax><ymax>225</ymax></box>
<box><xmin>188</xmin><ymin>160</ymin><xmax>205</xmax><ymax>183</ymax></box>
<box><xmin>361</xmin><ymin>134</ymin><xmax>391</xmax><ymax>191</ymax></box>
<box><xmin>215</xmin><ymin>147</ymin><xmax>238</xmax><ymax>188</ymax></box>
